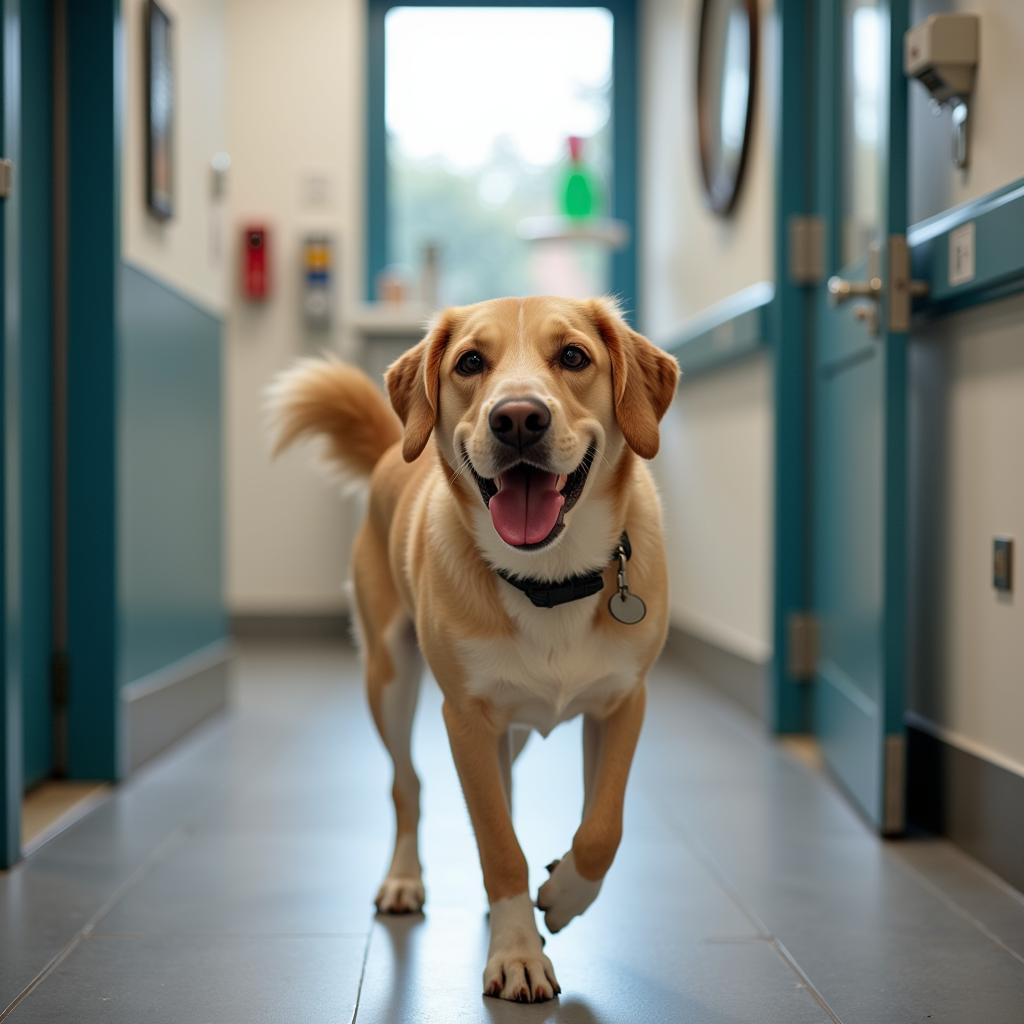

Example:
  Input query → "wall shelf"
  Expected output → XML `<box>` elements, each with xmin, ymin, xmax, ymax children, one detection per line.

<box><xmin>346</xmin><ymin>303</ymin><xmax>431</xmax><ymax>338</ymax></box>
<box><xmin>517</xmin><ymin>215</ymin><xmax>630</xmax><ymax>250</ymax></box>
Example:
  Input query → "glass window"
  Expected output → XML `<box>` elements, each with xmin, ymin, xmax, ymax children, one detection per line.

<box><xmin>384</xmin><ymin>6</ymin><xmax>614</xmax><ymax>305</ymax></box>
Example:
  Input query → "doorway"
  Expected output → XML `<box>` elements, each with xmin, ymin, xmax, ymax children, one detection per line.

<box><xmin>806</xmin><ymin>0</ymin><xmax>911</xmax><ymax>833</ymax></box>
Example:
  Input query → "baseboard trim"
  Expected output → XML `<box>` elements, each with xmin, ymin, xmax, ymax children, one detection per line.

<box><xmin>122</xmin><ymin>641</ymin><xmax>232</xmax><ymax>774</ymax></box>
<box><xmin>907</xmin><ymin>722</ymin><xmax>1024</xmax><ymax>895</ymax></box>
<box><xmin>230</xmin><ymin>612</ymin><xmax>352</xmax><ymax>640</ymax></box>
<box><xmin>664</xmin><ymin>625</ymin><xmax>770</xmax><ymax>724</ymax></box>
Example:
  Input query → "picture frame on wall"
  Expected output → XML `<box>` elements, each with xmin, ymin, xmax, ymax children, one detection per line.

<box><xmin>146</xmin><ymin>0</ymin><xmax>174</xmax><ymax>220</ymax></box>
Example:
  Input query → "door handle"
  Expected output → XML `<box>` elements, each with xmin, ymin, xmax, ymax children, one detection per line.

<box><xmin>826</xmin><ymin>237</ymin><xmax>929</xmax><ymax>336</ymax></box>
<box><xmin>827</xmin><ymin>274</ymin><xmax>882</xmax><ymax>305</ymax></box>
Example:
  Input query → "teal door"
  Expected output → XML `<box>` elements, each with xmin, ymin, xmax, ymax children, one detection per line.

<box><xmin>20</xmin><ymin>0</ymin><xmax>54</xmax><ymax>790</ymax></box>
<box><xmin>0</xmin><ymin>0</ymin><xmax>24</xmax><ymax>865</ymax></box>
<box><xmin>810</xmin><ymin>0</ymin><xmax>912</xmax><ymax>833</ymax></box>
<box><xmin>0</xmin><ymin>0</ymin><xmax>56</xmax><ymax>866</ymax></box>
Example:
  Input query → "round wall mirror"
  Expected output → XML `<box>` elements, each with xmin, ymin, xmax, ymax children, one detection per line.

<box><xmin>696</xmin><ymin>0</ymin><xmax>758</xmax><ymax>216</ymax></box>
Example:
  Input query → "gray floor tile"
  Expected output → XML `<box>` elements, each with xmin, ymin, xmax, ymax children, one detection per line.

<box><xmin>5</xmin><ymin>639</ymin><xmax>1024</xmax><ymax>1023</ymax></box>
<box><xmin>889</xmin><ymin>837</ymin><xmax>1024</xmax><ymax>963</ymax></box>
<box><xmin>356</xmin><ymin>910</ymin><xmax>830</xmax><ymax>1024</ymax></box>
<box><xmin>642</xmin><ymin>678</ymin><xmax>1024</xmax><ymax>1023</ymax></box>
<box><xmin>97</xmin><ymin>833</ymin><xmax>380</xmax><ymax>937</ymax></box>
<box><xmin>10</xmin><ymin>933</ymin><xmax>366</xmax><ymax>1024</ymax></box>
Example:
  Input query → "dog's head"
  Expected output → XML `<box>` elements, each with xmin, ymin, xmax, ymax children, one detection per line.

<box><xmin>385</xmin><ymin>296</ymin><xmax>679</xmax><ymax>553</ymax></box>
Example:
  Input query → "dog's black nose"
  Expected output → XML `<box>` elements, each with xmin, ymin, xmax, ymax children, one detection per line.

<box><xmin>489</xmin><ymin>398</ymin><xmax>551</xmax><ymax>449</ymax></box>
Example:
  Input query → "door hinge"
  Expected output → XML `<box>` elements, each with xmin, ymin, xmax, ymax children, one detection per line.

<box><xmin>51</xmin><ymin>651</ymin><xmax>70</xmax><ymax>707</ymax></box>
<box><xmin>788</xmin><ymin>215</ymin><xmax>825</xmax><ymax>285</ymax></box>
<box><xmin>787</xmin><ymin>612</ymin><xmax>819</xmax><ymax>680</ymax></box>
<box><xmin>0</xmin><ymin>159</ymin><xmax>12</xmax><ymax>200</ymax></box>
<box><xmin>883</xmin><ymin>733</ymin><xmax>906</xmax><ymax>835</ymax></box>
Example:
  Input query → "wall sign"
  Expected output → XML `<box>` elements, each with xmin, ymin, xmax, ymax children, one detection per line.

<box><xmin>948</xmin><ymin>221</ymin><xmax>975</xmax><ymax>287</ymax></box>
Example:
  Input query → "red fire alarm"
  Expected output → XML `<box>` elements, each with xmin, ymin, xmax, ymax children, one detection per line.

<box><xmin>242</xmin><ymin>224</ymin><xmax>270</xmax><ymax>299</ymax></box>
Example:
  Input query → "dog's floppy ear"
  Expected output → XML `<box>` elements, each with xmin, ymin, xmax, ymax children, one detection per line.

<box><xmin>585</xmin><ymin>298</ymin><xmax>680</xmax><ymax>459</ymax></box>
<box><xmin>384</xmin><ymin>310</ymin><xmax>456</xmax><ymax>462</ymax></box>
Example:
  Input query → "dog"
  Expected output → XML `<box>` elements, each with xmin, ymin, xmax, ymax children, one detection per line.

<box><xmin>270</xmin><ymin>296</ymin><xmax>679</xmax><ymax>1002</ymax></box>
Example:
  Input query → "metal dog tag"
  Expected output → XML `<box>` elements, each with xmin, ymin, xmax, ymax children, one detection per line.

<box><xmin>609</xmin><ymin>537</ymin><xmax>646</xmax><ymax>624</ymax></box>
<box><xmin>609</xmin><ymin>591</ymin><xmax>646</xmax><ymax>625</ymax></box>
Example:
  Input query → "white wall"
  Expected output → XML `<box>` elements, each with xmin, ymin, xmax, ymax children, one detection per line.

<box><xmin>657</xmin><ymin>357</ymin><xmax>774</xmax><ymax>662</ymax></box>
<box><xmin>908</xmin><ymin>0</ymin><xmax>1024</xmax><ymax>774</ymax></box>
<box><xmin>641</xmin><ymin>0</ymin><xmax>776</xmax><ymax>662</ymax></box>
<box><xmin>222</xmin><ymin>0</ymin><xmax>778</xmax><ymax>627</ymax></box>
<box><xmin>224</xmin><ymin>0</ymin><xmax>365</xmax><ymax>615</ymax></box>
<box><xmin>641</xmin><ymin>0</ymin><xmax>775</xmax><ymax>337</ymax></box>
<box><xmin>909</xmin><ymin>0</ymin><xmax>1024</xmax><ymax>224</ymax></box>
<box><xmin>121</xmin><ymin>0</ymin><xmax>228</xmax><ymax>313</ymax></box>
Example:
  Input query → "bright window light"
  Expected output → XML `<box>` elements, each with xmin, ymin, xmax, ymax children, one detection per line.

<box><xmin>384</xmin><ymin>6</ymin><xmax>614</xmax><ymax>304</ymax></box>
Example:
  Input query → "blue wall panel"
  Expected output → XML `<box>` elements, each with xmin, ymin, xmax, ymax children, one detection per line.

<box><xmin>118</xmin><ymin>264</ymin><xmax>226</xmax><ymax>687</ymax></box>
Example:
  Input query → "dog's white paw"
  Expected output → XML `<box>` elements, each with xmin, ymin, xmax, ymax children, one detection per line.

<box><xmin>536</xmin><ymin>851</ymin><xmax>602</xmax><ymax>933</ymax></box>
<box><xmin>483</xmin><ymin>951</ymin><xmax>560</xmax><ymax>1003</ymax></box>
<box><xmin>374</xmin><ymin>876</ymin><xmax>425</xmax><ymax>914</ymax></box>
<box><xmin>483</xmin><ymin>893</ymin><xmax>560</xmax><ymax>1003</ymax></box>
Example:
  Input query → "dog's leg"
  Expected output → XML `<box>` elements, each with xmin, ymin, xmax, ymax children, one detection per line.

<box><xmin>443</xmin><ymin>700</ymin><xmax>559</xmax><ymax>1003</ymax></box>
<box><xmin>355</xmin><ymin>529</ymin><xmax>425</xmax><ymax>915</ymax></box>
<box><xmin>497</xmin><ymin>726</ymin><xmax>530</xmax><ymax>813</ymax></box>
<box><xmin>537</xmin><ymin>685</ymin><xmax>645</xmax><ymax>933</ymax></box>
<box><xmin>370</xmin><ymin>616</ymin><xmax>425</xmax><ymax>914</ymax></box>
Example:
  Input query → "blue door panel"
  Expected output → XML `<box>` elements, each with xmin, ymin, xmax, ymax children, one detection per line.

<box><xmin>810</xmin><ymin>0</ymin><xmax>909</xmax><ymax>832</ymax></box>
<box><xmin>20</xmin><ymin>0</ymin><xmax>53</xmax><ymax>789</ymax></box>
<box><xmin>0</xmin><ymin>0</ymin><xmax>22</xmax><ymax>866</ymax></box>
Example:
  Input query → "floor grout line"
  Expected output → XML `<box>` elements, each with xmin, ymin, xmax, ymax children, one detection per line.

<box><xmin>686</xmin><ymin>834</ymin><xmax>845</xmax><ymax>1024</ymax></box>
<box><xmin>0</xmin><ymin>827</ymin><xmax>189</xmax><ymax>1022</ymax></box>
<box><xmin>348</xmin><ymin>921</ymin><xmax>377</xmax><ymax>1024</ymax></box>
<box><xmin>647</xmin><ymin>784</ymin><xmax>846</xmax><ymax>1024</ymax></box>
<box><xmin>768</xmin><ymin>937</ymin><xmax>846</xmax><ymax>1024</ymax></box>
<box><xmin>887</xmin><ymin>851</ymin><xmax>1024</xmax><ymax>971</ymax></box>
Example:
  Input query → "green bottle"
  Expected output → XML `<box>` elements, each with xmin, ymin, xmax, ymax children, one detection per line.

<box><xmin>561</xmin><ymin>135</ymin><xmax>599</xmax><ymax>220</ymax></box>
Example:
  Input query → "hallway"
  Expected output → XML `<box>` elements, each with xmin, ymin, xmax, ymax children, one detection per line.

<box><xmin>2</xmin><ymin>641</ymin><xmax>1022</xmax><ymax>1023</ymax></box>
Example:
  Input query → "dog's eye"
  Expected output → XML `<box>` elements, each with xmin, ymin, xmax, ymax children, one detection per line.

<box><xmin>455</xmin><ymin>351</ymin><xmax>485</xmax><ymax>376</ymax></box>
<box><xmin>559</xmin><ymin>345</ymin><xmax>590</xmax><ymax>370</ymax></box>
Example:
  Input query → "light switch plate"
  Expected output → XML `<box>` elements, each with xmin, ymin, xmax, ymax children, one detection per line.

<box><xmin>993</xmin><ymin>537</ymin><xmax>1013</xmax><ymax>593</ymax></box>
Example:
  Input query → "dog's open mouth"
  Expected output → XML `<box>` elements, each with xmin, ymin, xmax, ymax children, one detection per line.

<box><xmin>469</xmin><ymin>445</ymin><xmax>595</xmax><ymax>550</ymax></box>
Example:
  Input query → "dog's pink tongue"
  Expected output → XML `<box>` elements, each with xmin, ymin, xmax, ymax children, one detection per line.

<box><xmin>489</xmin><ymin>466</ymin><xmax>565</xmax><ymax>546</ymax></box>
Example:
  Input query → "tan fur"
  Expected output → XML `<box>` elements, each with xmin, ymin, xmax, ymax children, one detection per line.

<box><xmin>268</xmin><ymin>356</ymin><xmax>402</xmax><ymax>479</ymax></box>
<box><xmin>271</xmin><ymin>296</ymin><xmax>679</xmax><ymax>1002</ymax></box>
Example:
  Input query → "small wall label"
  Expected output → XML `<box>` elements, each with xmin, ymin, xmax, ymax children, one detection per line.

<box><xmin>949</xmin><ymin>222</ymin><xmax>976</xmax><ymax>287</ymax></box>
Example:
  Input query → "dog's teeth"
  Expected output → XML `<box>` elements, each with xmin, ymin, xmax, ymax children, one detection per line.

<box><xmin>556</xmin><ymin>474</ymin><xmax>568</xmax><ymax>490</ymax></box>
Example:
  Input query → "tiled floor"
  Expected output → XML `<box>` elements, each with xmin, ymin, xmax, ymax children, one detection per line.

<box><xmin>2</xmin><ymin>640</ymin><xmax>1023</xmax><ymax>1023</ymax></box>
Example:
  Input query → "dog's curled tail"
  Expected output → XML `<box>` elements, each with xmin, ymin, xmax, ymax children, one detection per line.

<box><xmin>267</xmin><ymin>356</ymin><xmax>402</xmax><ymax>482</ymax></box>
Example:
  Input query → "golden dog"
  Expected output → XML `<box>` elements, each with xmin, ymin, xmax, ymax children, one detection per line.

<box><xmin>271</xmin><ymin>296</ymin><xmax>678</xmax><ymax>1002</ymax></box>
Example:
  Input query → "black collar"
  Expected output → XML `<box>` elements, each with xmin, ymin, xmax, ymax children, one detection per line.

<box><xmin>495</xmin><ymin>532</ymin><xmax>632</xmax><ymax>609</ymax></box>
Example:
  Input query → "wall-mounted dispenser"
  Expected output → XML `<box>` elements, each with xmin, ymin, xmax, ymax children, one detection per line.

<box><xmin>242</xmin><ymin>224</ymin><xmax>270</xmax><ymax>300</ymax></box>
<box><xmin>302</xmin><ymin>234</ymin><xmax>334</xmax><ymax>330</ymax></box>
<box><xmin>904</xmin><ymin>14</ymin><xmax>980</xmax><ymax>169</ymax></box>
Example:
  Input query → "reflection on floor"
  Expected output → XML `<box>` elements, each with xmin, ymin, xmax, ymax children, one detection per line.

<box><xmin>2</xmin><ymin>639</ymin><xmax>1023</xmax><ymax>1023</ymax></box>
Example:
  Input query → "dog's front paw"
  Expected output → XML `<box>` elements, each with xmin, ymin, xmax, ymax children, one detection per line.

<box><xmin>536</xmin><ymin>851</ymin><xmax>602</xmax><ymax>933</ymax></box>
<box><xmin>374</xmin><ymin>876</ymin><xmax>425</xmax><ymax>915</ymax></box>
<box><xmin>483</xmin><ymin>949</ymin><xmax>560</xmax><ymax>1003</ymax></box>
<box><xmin>484</xmin><ymin>893</ymin><xmax>560</xmax><ymax>1002</ymax></box>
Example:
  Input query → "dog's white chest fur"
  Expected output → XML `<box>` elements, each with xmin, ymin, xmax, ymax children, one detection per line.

<box><xmin>457</xmin><ymin>589</ymin><xmax>639</xmax><ymax>735</ymax></box>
